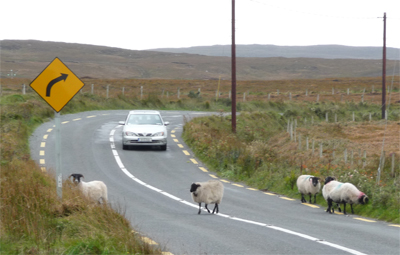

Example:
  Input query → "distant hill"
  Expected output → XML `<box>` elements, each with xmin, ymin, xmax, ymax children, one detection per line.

<box><xmin>1</xmin><ymin>40</ymin><xmax>399</xmax><ymax>80</ymax></box>
<box><xmin>149</xmin><ymin>44</ymin><xmax>399</xmax><ymax>60</ymax></box>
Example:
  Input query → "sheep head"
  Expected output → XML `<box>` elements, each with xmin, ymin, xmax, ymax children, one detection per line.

<box><xmin>310</xmin><ymin>177</ymin><xmax>320</xmax><ymax>187</ymax></box>
<box><xmin>358</xmin><ymin>194</ymin><xmax>369</xmax><ymax>204</ymax></box>
<box><xmin>190</xmin><ymin>183</ymin><xmax>201</xmax><ymax>197</ymax></box>
<box><xmin>69</xmin><ymin>173</ymin><xmax>84</xmax><ymax>184</ymax></box>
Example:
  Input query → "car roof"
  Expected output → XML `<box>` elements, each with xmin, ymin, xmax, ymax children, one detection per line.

<box><xmin>128</xmin><ymin>110</ymin><xmax>160</xmax><ymax>115</ymax></box>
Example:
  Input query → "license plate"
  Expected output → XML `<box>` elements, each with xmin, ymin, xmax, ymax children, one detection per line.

<box><xmin>138</xmin><ymin>138</ymin><xmax>152</xmax><ymax>142</ymax></box>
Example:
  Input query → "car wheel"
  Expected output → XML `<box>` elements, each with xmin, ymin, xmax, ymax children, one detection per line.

<box><xmin>160</xmin><ymin>144</ymin><xmax>167</xmax><ymax>151</ymax></box>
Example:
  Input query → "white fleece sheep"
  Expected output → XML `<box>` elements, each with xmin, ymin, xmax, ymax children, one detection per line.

<box><xmin>296</xmin><ymin>175</ymin><xmax>321</xmax><ymax>204</ymax></box>
<box><xmin>69</xmin><ymin>173</ymin><xmax>108</xmax><ymax>204</ymax></box>
<box><xmin>322</xmin><ymin>176</ymin><xmax>368</xmax><ymax>214</ymax></box>
<box><xmin>190</xmin><ymin>180</ymin><xmax>224</xmax><ymax>214</ymax></box>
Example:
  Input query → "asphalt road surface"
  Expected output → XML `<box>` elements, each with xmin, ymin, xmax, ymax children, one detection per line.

<box><xmin>29</xmin><ymin>110</ymin><xmax>400</xmax><ymax>255</ymax></box>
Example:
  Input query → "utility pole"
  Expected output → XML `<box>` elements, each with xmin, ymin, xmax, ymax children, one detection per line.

<box><xmin>382</xmin><ymin>12</ymin><xmax>386</xmax><ymax>119</ymax></box>
<box><xmin>231</xmin><ymin>0</ymin><xmax>237</xmax><ymax>133</ymax></box>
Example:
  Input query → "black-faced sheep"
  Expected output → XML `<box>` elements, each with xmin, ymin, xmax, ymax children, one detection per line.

<box><xmin>322</xmin><ymin>176</ymin><xmax>368</xmax><ymax>215</ymax></box>
<box><xmin>296</xmin><ymin>175</ymin><xmax>321</xmax><ymax>204</ymax></box>
<box><xmin>69</xmin><ymin>173</ymin><xmax>108</xmax><ymax>204</ymax></box>
<box><xmin>190</xmin><ymin>180</ymin><xmax>224</xmax><ymax>215</ymax></box>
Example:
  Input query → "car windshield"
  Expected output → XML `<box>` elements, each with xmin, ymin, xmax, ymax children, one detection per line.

<box><xmin>128</xmin><ymin>114</ymin><xmax>162</xmax><ymax>125</ymax></box>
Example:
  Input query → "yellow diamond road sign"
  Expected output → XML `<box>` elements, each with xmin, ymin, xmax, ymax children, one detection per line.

<box><xmin>30</xmin><ymin>57</ymin><xmax>84</xmax><ymax>112</ymax></box>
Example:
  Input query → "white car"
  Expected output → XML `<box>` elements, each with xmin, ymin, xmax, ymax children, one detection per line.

<box><xmin>120</xmin><ymin>110</ymin><xmax>169</xmax><ymax>150</ymax></box>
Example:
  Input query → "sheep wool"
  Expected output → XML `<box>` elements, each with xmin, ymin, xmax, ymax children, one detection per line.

<box><xmin>190</xmin><ymin>179</ymin><xmax>224</xmax><ymax>214</ymax></box>
<box><xmin>296</xmin><ymin>175</ymin><xmax>321</xmax><ymax>204</ymax></box>
<box><xmin>69</xmin><ymin>174</ymin><xmax>108</xmax><ymax>204</ymax></box>
<box><xmin>322</xmin><ymin>176</ymin><xmax>368</xmax><ymax>215</ymax></box>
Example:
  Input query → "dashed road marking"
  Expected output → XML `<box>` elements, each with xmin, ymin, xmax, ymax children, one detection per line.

<box><xmin>220</xmin><ymin>179</ymin><xmax>230</xmax><ymax>183</ymax></box>
<box><xmin>302</xmin><ymin>204</ymin><xmax>319</xmax><ymax>208</ymax></box>
<box><xmin>62</xmin><ymin>121</ymin><xmax>69</xmax><ymax>124</ymax></box>
<box><xmin>177</xmin><ymin>144</ymin><xmax>184</xmax><ymax>148</ymax></box>
<box><xmin>199</xmin><ymin>167</ymin><xmax>208</xmax><ymax>172</ymax></box>
<box><xmin>354</xmin><ymin>218</ymin><xmax>376</xmax><ymax>223</ymax></box>
<box><xmin>247</xmin><ymin>188</ymin><xmax>258</xmax><ymax>191</ymax></box>
<box><xmin>280</xmin><ymin>197</ymin><xmax>295</xmax><ymax>201</ymax></box>
<box><xmin>40</xmin><ymin>150</ymin><xmax>45</xmax><ymax>156</ymax></box>
<box><xmin>190</xmin><ymin>158</ymin><xmax>198</xmax><ymax>164</ymax></box>
<box><xmin>209</xmin><ymin>174</ymin><xmax>218</xmax><ymax>178</ymax></box>
<box><xmin>264</xmin><ymin>192</ymin><xmax>275</xmax><ymax>196</ymax></box>
<box><xmin>171</xmin><ymin>134</ymin><xmax>176</xmax><ymax>138</ymax></box>
<box><xmin>40</xmin><ymin>142</ymin><xmax>46</xmax><ymax>148</ymax></box>
<box><xmin>232</xmin><ymin>184</ymin><xmax>244</xmax><ymax>187</ymax></box>
<box><xmin>389</xmin><ymin>224</ymin><xmax>400</xmax><ymax>227</ymax></box>
<box><xmin>73</xmin><ymin>118</ymin><xmax>82</xmax><ymax>121</ymax></box>
<box><xmin>43</xmin><ymin>134</ymin><xmax>48</xmax><ymax>139</ymax></box>
<box><xmin>183</xmin><ymin>150</ymin><xmax>190</xmax><ymax>155</ymax></box>
<box><xmin>47</xmin><ymin>128</ymin><xmax>53</xmax><ymax>132</ymax></box>
<box><xmin>87</xmin><ymin>115</ymin><xmax>96</xmax><ymax>118</ymax></box>
<box><xmin>40</xmin><ymin>159</ymin><xmax>45</xmax><ymax>164</ymax></box>
<box><xmin>173</xmin><ymin>139</ymin><xmax>179</xmax><ymax>142</ymax></box>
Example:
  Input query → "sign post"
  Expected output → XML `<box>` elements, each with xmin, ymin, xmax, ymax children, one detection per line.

<box><xmin>30</xmin><ymin>57</ymin><xmax>84</xmax><ymax>199</ymax></box>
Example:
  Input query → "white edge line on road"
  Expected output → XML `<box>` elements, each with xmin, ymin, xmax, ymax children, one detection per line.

<box><xmin>109</xmin><ymin>126</ymin><xmax>367</xmax><ymax>255</ymax></box>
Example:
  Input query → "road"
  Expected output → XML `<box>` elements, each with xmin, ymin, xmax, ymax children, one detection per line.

<box><xmin>29</xmin><ymin>110</ymin><xmax>400</xmax><ymax>255</ymax></box>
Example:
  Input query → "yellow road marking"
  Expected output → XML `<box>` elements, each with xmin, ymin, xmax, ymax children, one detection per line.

<box><xmin>73</xmin><ymin>118</ymin><xmax>81</xmax><ymax>121</ymax></box>
<box><xmin>177</xmin><ymin>144</ymin><xmax>184</xmax><ymax>148</ymax></box>
<box><xmin>41</xmin><ymin>167</ymin><xmax>46</xmax><ymax>172</ymax></box>
<box><xmin>183</xmin><ymin>150</ymin><xmax>190</xmax><ymax>155</ymax></box>
<box><xmin>61</xmin><ymin>121</ymin><xmax>69</xmax><ymax>124</ymax></box>
<box><xmin>86</xmin><ymin>115</ymin><xmax>96</xmax><ymax>118</ymax></box>
<box><xmin>354</xmin><ymin>218</ymin><xmax>376</xmax><ymax>223</ymax></box>
<box><xmin>302</xmin><ymin>203</ymin><xmax>319</xmax><ymax>208</ymax></box>
<box><xmin>220</xmin><ymin>179</ymin><xmax>230</xmax><ymax>183</ymax></box>
<box><xmin>47</xmin><ymin>128</ymin><xmax>53</xmax><ymax>132</ymax></box>
<box><xmin>334</xmin><ymin>211</ymin><xmax>344</xmax><ymax>215</ymax></box>
<box><xmin>232</xmin><ymin>184</ymin><xmax>244</xmax><ymax>187</ymax></box>
<box><xmin>209</xmin><ymin>174</ymin><xmax>218</xmax><ymax>178</ymax></box>
<box><xmin>264</xmin><ymin>192</ymin><xmax>275</xmax><ymax>196</ymax></box>
<box><xmin>171</xmin><ymin>134</ymin><xmax>176</xmax><ymax>138</ymax></box>
<box><xmin>40</xmin><ymin>151</ymin><xmax>45</xmax><ymax>156</ymax></box>
<box><xmin>171</xmin><ymin>130</ymin><xmax>175</xmax><ymax>133</ymax></box>
<box><xmin>173</xmin><ymin>139</ymin><xmax>179</xmax><ymax>142</ymax></box>
<box><xmin>280</xmin><ymin>197</ymin><xmax>295</xmax><ymax>201</ymax></box>
<box><xmin>389</xmin><ymin>224</ymin><xmax>400</xmax><ymax>227</ymax></box>
<box><xmin>40</xmin><ymin>159</ymin><xmax>45</xmax><ymax>164</ymax></box>
<box><xmin>247</xmin><ymin>188</ymin><xmax>258</xmax><ymax>191</ymax></box>
<box><xmin>199</xmin><ymin>167</ymin><xmax>208</xmax><ymax>172</ymax></box>
<box><xmin>43</xmin><ymin>134</ymin><xmax>48</xmax><ymax>139</ymax></box>
<box><xmin>162</xmin><ymin>252</ymin><xmax>174</xmax><ymax>255</ymax></box>
<box><xmin>190</xmin><ymin>158</ymin><xmax>198</xmax><ymax>164</ymax></box>
<box><xmin>40</xmin><ymin>142</ymin><xmax>46</xmax><ymax>148</ymax></box>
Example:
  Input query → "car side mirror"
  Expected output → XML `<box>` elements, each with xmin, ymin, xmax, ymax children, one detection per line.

<box><xmin>164</xmin><ymin>121</ymin><xmax>170</xmax><ymax>126</ymax></box>
<box><xmin>119</xmin><ymin>121</ymin><xmax>125</xmax><ymax>125</ymax></box>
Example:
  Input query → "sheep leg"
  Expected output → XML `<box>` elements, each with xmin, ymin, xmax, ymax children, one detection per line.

<box><xmin>336</xmin><ymin>203</ymin><xmax>342</xmax><ymax>212</ymax></box>
<box><xmin>204</xmin><ymin>204</ymin><xmax>211</xmax><ymax>213</ymax></box>
<box><xmin>300</xmin><ymin>194</ymin><xmax>306</xmax><ymax>203</ymax></box>
<box><xmin>326</xmin><ymin>198</ymin><xmax>333</xmax><ymax>214</ymax></box>
<box><xmin>212</xmin><ymin>203</ymin><xmax>219</xmax><ymax>214</ymax></box>
<box><xmin>343</xmin><ymin>203</ymin><xmax>347</xmax><ymax>215</ymax></box>
<box><xmin>198</xmin><ymin>203</ymin><xmax>202</xmax><ymax>214</ymax></box>
<box><xmin>350</xmin><ymin>204</ymin><xmax>354</xmax><ymax>214</ymax></box>
<box><xmin>308</xmin><ymin>194</ymin><xmax>312</xmax><ymax>204</ymax></box>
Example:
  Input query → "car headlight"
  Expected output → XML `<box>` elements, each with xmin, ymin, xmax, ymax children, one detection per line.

<box><xmin>125</xmin><ymin>131</ymin><xmax>137</xmax><ymax>136</ymax></box>
<box><xmin>153</xmin><ymin>131</ymin><xmax>165</xmax><ymax>136</ymax></box>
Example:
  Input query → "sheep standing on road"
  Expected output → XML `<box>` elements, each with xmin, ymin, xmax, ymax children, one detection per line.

<box><xmin>322</xmin><ymin>176</ymin><xmax>368</xmax><ymax>214</ymax></box>
<box><xmin>296</xmin><ymin>175</ymin><xmax>321</xmax><ymax>204</ymax></box>
<box><xmin>190</xmin><ymin>180</ymin><xmax>224</xmax><ymax>215</ymax></box>
<box><xmin>69</xmin><ymin>173</ymin><xmax>108</xmax><ymax>204</ymax></box>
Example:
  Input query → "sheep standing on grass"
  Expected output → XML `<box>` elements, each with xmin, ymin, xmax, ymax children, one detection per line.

<box><xmin>296</xmin><ymin>175</ymin><xmax>321</xmax><ymax>204</ymax></box>
<box><xmin>322</xmin><ymin>176</ymin><xmax>368</xmax><ymax>215</ymax></box>
<box><xmin>190</xmin><ymin>180</ymin><xmax>224</xmax><ymax>215</ymax></box>
<box><xmin>69</xmin><ymin>174</ymin><xmax>108</xmax><ymax>204</ymax></box>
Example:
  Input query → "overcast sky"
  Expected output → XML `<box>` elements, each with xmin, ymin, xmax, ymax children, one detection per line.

<box><xmin>1</xmin><ymin>0</ymin><xmax>399</xmax><ymax>50</ymax></box>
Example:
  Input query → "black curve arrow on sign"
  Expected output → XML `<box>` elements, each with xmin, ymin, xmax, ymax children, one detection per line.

<box><xmin>46</xmin><ymin>73</ymin><xmax>68</xmax><ymax>97</ymax></box>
